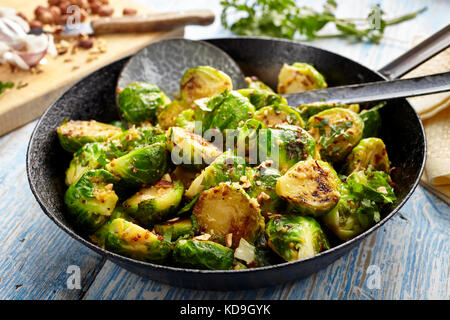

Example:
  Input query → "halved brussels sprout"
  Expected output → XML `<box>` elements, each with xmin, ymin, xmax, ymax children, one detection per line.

<box><xmin>254</xmin><ymin>105</ymin><xmax>304</xmax><ymax>128</ymax></box>
<box><xmin>118</xmin><ymin>82</ymin><xmax>171</xmax><ymax>125</ymax></box>
<box><xmin>277</xmin><ymin>62</ymin><xmax>327</xmax><ymax>94</ymax></box>
<box><xmin>237</xmin><ymin>88</ymin><xmax>287</xmax><ymax>110</ymax></box>
<box><xmin>90</xmin><ymin>206</ymin><xmax>132</xmax><ymax>247</ymax></box>
<box><xmin>193</xmin><ymin>183</ymin><xmax>265</xmax><ymax>248</ymax></box>
<box><xmin>258</xmin><ymin>124</ymin><xmax>317</xmax><ymax>173</ymax></box>
<box><xmin>266</xmin><ymin>215</ymin><xmax>330</xmax><ymax>262</ymax></box>
<box><xmin>172</xmin><ymin>238</ymin><xmax>234</xmax><ymax>270</ymax></box>
<box><xmin>359</xmin><ymin>103</ymin><xmax>385</xmax><ymax>138</ymax></box>
<box><xmin>117</xmin><ymin>125</ymin><xmax>165</xmax><ymax>152</ymax></box>
<box><xmin>156</xmin><ymin>100</ymin><xmax>189</xmax><ymax>129</ymax></box>
<box><xmin>154</xmin><ymin>217</ymin><xmax>194</xmax><ymax>241</ymax></box>
<box><xmin>297</xmin><ymin>102</ymin><xmax>360</xmax><ymax>122</ymax></box>
<box><xmin>245</xmin><ymin>76</ymin><xmax>274</xmax><ymax>92</ymax></box>
<box><xmin>184</xmin><ymin>152</ymin><xmax>250</xmax><ymax>198</ymax></box>
<box><xmin>64</xmin><ymin>169</ymin><xmax>119</xmax><ymax>233</ymax></box>
<box><xmin>104</xmin><ymin>218</ymin><xmax>171</xmax><ymax>262</ymax></box>
<box><xmin>166</xmin><ymin>126</ymin><xmax>222</xmax><ymax>171</ymax></box>
<box><xmin>306</xmin><ymin>108</ymin><xmax>364</xmax><ymax>162</ymax></box>
<box><xmin>201</xmin><ymin>90</ymin><xmax>255</xmax><ymax>133</ymax></box>
<box><xmin>65</xmin><ymin>142</ymin><xmax>119</xmax><ymax>186</ymax></box>
<box><xmin>180</xmin><ymin>66</ymin><xmax>233</xmax><ymax>105</ymax></box>
<box><xmin>276</xmin><ymin>159</ymin><xmax>341</xmax><ymax>217</ymax></box>
<box><xmin>105</xmin><ymin>142</ymin><xmax>168</xmax><ymax>187</ymax></box>
<box><xmin>345</xmin><ymin>138</ymin><xmax>390</xmax><ymax>174</ymax></box>
<box><xmin>57</xmin><ymin>120</ymin><xmax>123</xmax><ymax>153</ymax></box>
<box><xmin>248</xmin><ymin>161</ymin><xmax>284</xmax><ymax>216</ymax></box>
<box><xmin>123</xmin><ymin>178</ymin><xmax>184</xmax><ymax>228</ymax></box>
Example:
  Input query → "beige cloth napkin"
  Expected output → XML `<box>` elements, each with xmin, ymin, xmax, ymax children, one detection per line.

<box><xmin>403</xmin><ymin>36</ymin><xmax>450</xmax><ymax>204</ymax></box>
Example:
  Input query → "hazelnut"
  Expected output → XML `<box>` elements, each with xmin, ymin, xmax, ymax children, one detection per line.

<box><xmin>89</xmin><ymin>1</ymin><xmax>101</xmax><ymax>14</ymax></box>
<box><xmin>123</xmin><ymin>8</ymin><xmax>137</xmax><ymax>16</ymax></box>
<box><xmin>98</xmin><ymin>5</ymin><xmax>114</xmax><ymax>17</ymax></box>
<box><xmin>29</xmin><ymin>20</ymin><xmax>43</xmax><ymax>29</ymax></box>
<box><xmin>59</xmin><ymin>0</ymin><xmax>72</xmax><ymax>14</ymax></box>
<box><xmin>77</xmin><ymin>37</ymin><xmax>94</xmax><ymax>49</ymax></box>
<box><xmin>57</xmin><ymin>14</ymin><xmax>69</xmax><ymax>25</ymax></box>
<box><xmin>34</xmin><ymin>6</ymin><xmax>47</xmax><ymax>17</ymax></box>
<box><xmin>37</xmin><ymin>10</ymin><xmax>55</xmax><ymax>25</ymax></box>
<box><xmin>48</xmin><ymin>0</ymin><xmax>61</xmax><ymax>5</ymax></box>
<box><xmin>49</xmin><ymin>6</ymin><xmax>62</xmax><ymax>20</ymax></box>
<box><xmin>79</xmin><ymin>8</ymin><xmax>88</xmax><ymax>21</ymax></box>
<box><xmin>98</xmin><ymin>0</ymin><xmax>109</xmax><ymax>4</ymax></box>
<box><xmin>75</xmin><ymin>0</ymin><xmax>90</xmax><ymax>10</ymax></box>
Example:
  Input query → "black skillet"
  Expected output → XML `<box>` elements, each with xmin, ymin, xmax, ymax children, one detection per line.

<box><xmin>27</xmin><ymin>25</ymin><xmax>449</xmax><ymax>290</ymax></box>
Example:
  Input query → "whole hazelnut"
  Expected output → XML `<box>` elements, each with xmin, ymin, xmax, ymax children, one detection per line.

<box><xmin>34</xmin><ymin>5</ymin><xmax>47</xmax><ymax>17</ymax></box>
<box><xmin>98</xmin><ymin>5</ymin><xmax>114</xmax><ymax>17</ymax></box>
<box><xmin>37</xmin><ymin>9</ymin><xmax>55</xmax><ymax>25</ymax></box>
<box><xmin>59</xmin><ymin>0</ymin><xmax>72</xmax><ymax>14</ymax></box>
<box><xmin>57</xmin><ymin>14</ymin><xmax>69</xmax><ymax>25</ymax></box>
<box><xmin>89</xmin><ymin>1</ymin><xmax>101</xmax><ymax>14</ymax></box>
<box><xmin>29</xmin><ymin>20</ymin><xmax>43</xmax><ymax>29</ymax></box>
<box><xmin>49</xmin><ymin>6</ymin><xmax>62</xmax><ymax>20</ymax></box>
<box><xmin>123</xmin><ymin>8</ymin><xmax>137</xmax><ymax>16</ymax></box>
<box><xmin>77</xmin><ymin>37</ymin><xmax>94</xmax><ymax>49</ymax></box>
<box><xmin>48</xmin><ymin>0</ymin><xmax>61</xmax><ymax>5</ymax></box>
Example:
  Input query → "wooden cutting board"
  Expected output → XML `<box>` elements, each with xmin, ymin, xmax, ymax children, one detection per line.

<box><xmin>0</xmin><ymin>0</ymin><xmax>184</xmax><ymax>136</ymax></box>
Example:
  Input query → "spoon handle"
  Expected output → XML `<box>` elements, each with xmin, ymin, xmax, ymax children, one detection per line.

<box><xmin>92</xmin><ymin>10</ymin><xmax>215</xmax><ymax>35</ymax></box>
<box><xmin>284</xmin><ymin>71</ymin><xmax>450</xmax><ymax>106</ymax></box>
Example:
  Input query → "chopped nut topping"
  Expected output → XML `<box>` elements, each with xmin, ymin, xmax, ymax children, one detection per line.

<box><xmin>225</xmin><ymin>233</ymin><xmax>233</xmax><ymax>248</ymax></box>
<box><xmin>194</xmin><ymin>233</ymin><xmax>211</xmax><ymax>241</ymax></box>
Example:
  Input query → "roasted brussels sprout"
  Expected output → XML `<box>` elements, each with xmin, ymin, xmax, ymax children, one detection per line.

<box><xmin>345</xmin><ymin>138</ymin><xmax>390</xmax><ymax>174</ymax></box>
<box><xmin>297</xmin><ymin>102</ymin><xmax>360</xmax><ymax>122</ymax></box>
<box><xmin>104</xmin><ymin>218</ymin><xmax>171</xmax><ymax>262</ymax></box>
<box><xmin>266</xmin><ymin>215</ymin><xmax>330</xmax><ymax>262</ymax></box>
<box><xmin>254</xmin><ymin>105</ymin><xmax>304</xmax><ymax>128</ymax></box>
<box><xmin>306</xmin><ymin>108</ymin><xmax>364</xmax><ymax>162</ymax></box>
<box><xmin>237</xmin><ymin>88</ymin><xmax>287</xmax><ymax>110</ymax></box>
<box><xmin>248</xmin><ymin>161</ymin><xmax>284</xmax><ymax>216</ymax></box>
<box><xmin>170</xmin><ymin>166</ymin><xmax>199</xmax><ymax>190</ymax></box>
<box><xmin>359</xmin><ymin>102</ymin><xmax>385</xmax><ymax>138</ymax></box>
<box><xmin>118</xmin><ymin>82</ymin><xmax>171</xmax><ymax>125</ymax></box>
<box><xmin>105</xmin><ymin>142</ymin><xmax>168</xmax><ymax>187</ymax></box>
<box><xmin>156</xmin><ymin>100</ymin><xmax>189</xmax><ymax>129</ymax></box>
<box><xmin>258</xmin><ymin>124</ymin><xmax>317</xmax><ymax>173</ymax></box>
<box><xmin>64</xmin><ymin>169</ymin><xmax>119</xmax><ymax>233</ymax></box>
<box><xmin>193</xmin><ymin>183</ymin><xmax>265</xmax><ymax>248</ymax></box>
<box><xmin>180</xmin><ymin>66</ymin><xmax>233</xmax><ymax>105</ymax></box>
<box><xmin>117</xmin><ymin>125</ymin><xmax>165</xmax><ymax>152</ymax></box>
<box><xmin>245</xmin><ymin>76</ymin><xmax>274</xmax><ymax>92</ymax></box>
<box><xmin>123</xmin><ymin>177</ymin><xmax>184</xmax><ymax>228</ymax></box>
<box><xmin>167</xmin><ymin>126</ymin><xmax>222</xmax><ymax>171</ymax></box>
<box><xmin>276</xmin><ymin>159</ymin><xmax>341</xmax><ymax>217</ymax></box>
<box><xmin>57</xmin><ymin>120</ymin><xmax>122</xmax><ymax>153</ymax></box>
<box><xmin>277</xmin><ymin>62</ymin><xmax>327</xmax><ymax>94</ymax></box>
<box><xmin>90</xmin><ymin>206</ymin><xmax>132</xmax><ymax>247</ymax></box>
<box><xmin>173</xmin><ymin>109</ymin><xmax>196</xmax><ymax>130</ymax></box>
<box><xmin>322</xmin><ymin>170</ymin><xmax>395</xmax><ymax>240</ymax></box>
<box><xmin>154</xmin><ymin>217</ymin><xmax>194</xmax><ymax>241</ymax></box>
<box><xmin>172</xmin><ymin>238</ymin><xmax>234</xmax><ymax>270</ymax></box>
<box><xmin>65</xmin><ymin>142</ymin><xmax>118</xmax><ymax>186</ymax></box>
<box><xmin>185</xmin><ymin>152</ymin><xmax>250</xmax><ymax>198</ymax></box>
<box><xmin>201</xmin><ymin>90</ymin><xmax>255</xmax><ymax>133</ymax></box>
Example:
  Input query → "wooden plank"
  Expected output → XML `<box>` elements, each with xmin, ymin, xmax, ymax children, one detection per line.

<box><xmin>0</xmin><ymin>0</ymin><xmax>184</xmax><ymax>136</ymax></box>
<box><xmin>0</xmin><ymin>121</ymin><xmax>105</xmax><ymax>299</ymax></box>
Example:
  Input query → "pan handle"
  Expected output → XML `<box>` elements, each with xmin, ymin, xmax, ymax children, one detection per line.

<box><xmin>378</xmin><ymin>24</ymin><xmax>450</xmax><ymax>80</ymax></box>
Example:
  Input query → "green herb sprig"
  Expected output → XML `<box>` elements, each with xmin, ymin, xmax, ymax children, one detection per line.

<box><xmin>0</xmin><ymin>81</ymin><xmax>14</xmax><ymax>96</ymax></box>
<box><xmin>220</xmin><ymin>0</ymin><xmax>426</xmax><ymax>44</ymax></box>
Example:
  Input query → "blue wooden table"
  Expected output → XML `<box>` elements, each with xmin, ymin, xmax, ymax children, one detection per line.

<box><xmin>0</xmin><ymin>0</ymin><xmax>449</xmax><ymax>300</ymax></box>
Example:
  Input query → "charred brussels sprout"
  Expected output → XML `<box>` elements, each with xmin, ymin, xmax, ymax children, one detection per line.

<box><xmin>65</xmin><ymin>142</ymin><xmax>119</xmax><ymax>186</ymax></box>
<box><xmin>64</xmin><ymin>169</ymin><xmax>119</xmax><ymax>233</ymax></box>
<box><xmin>345</xmin><ymin>138</ymin><xmax>390</xmax><ymax>174</ymax></box>
<box><xmin>118</xmin><ymin>82</ymin><xmax>171</xmax><ymax>125</ymax></box>
<box><xmin>172</xmin><ymin>239</ymin><xmax>234</xmax><ymax>270</ymax></box>
<box><xmin>245</xmin><ymin>76</ymin><xmax>274</xmax><ymax>92</ymax></box>
<box><xmin>105</xmin><ymin>142</ymin><xmax>168</xmax><ymax>187</ymax></box>
<box><xmin>180</xmin><ymin>66</ymin><xmax>233</xmax><ymax>105</ymax></box>
<box><xmin>123</xmin><ymin>178</ymin><xmax>184</xmax><ymax>228</ymax></box>
<box><xmin>117</xmin><ymin>125</ymin><xmax>165</xmax><ymax>152</ymax></box>
<box><xmin>57</xmin><ymin>120</ymin><xmax>122</xmax><ymax>153</ymax></box>
<box><xmin>297</xmin><ymin>102</ymin><xmax>360</xmax><ymax>122</ymax></box>
<box><xmin>166</xmin><ymin>126</ymin><xmax>222</xmax><ymax>171</ymax></box>
<box><xmin>306</xmin><ymin>108</ymin><xmax>364</xmax><ymax>162</ymax></box>
<box><xmin>193</xmin><ymin>183</ymin><xmax>265</xmax><ymax>248</ymax></box>
<box><xmin>185</xmin><ymin>152</ymin><xmax>250</xmax><ymax>198</ymax></box>
<box><xmin>266</xmin><ymin>215</ymin><xmax>329</xmax><ymax>262</ymax></box>
<box><xmin>276</xmin><ymin>159</ymin><xmax>341</xmax><ymax>217</ymax></box>
<box><xmin>248</xmin><ymin>161</ymin><xmax>284</xmax><ymax>216</ymax></box>
<box><xmin>254</xmin><ymin>105</ymin><xmax>304</xmax><ymax>128</ymax></box>
<box><xmin>156</xmin><ymin>100</ymin><xmax>189</xmax><ymax>129</ymax></box>
<box><xmin>277</xmin><ymin>63</ymin><xmax>327</xmax><ymax>94</ymax></box>
<box><xmin>201</xmin><ymin>90</ymin><xmax>255</xmax><ymax>132</ymax></box>
<box><xmin>104</xmin><ymin>218</ymin><xmax>171</xmax><ymax>262</ymax></box>
<box><xmin>154</xmin><ymin>217</ymin><xmax>194</xmax><ymax>241</ymax></box>
<box><xmin>237</xmin><ymin>88</ymin><xmax>287</xmax><ymax>110</ymax></box>
<box><xmin>258</xmin><ymin>124</ymin><xmax>317</xmax><ymax>173</ymax></box>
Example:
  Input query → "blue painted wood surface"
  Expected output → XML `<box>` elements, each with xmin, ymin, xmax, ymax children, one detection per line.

<box><xmin>0</xmin><ymin>0</ymin><xmax>448</xmax><ymax>299</ymax></box>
